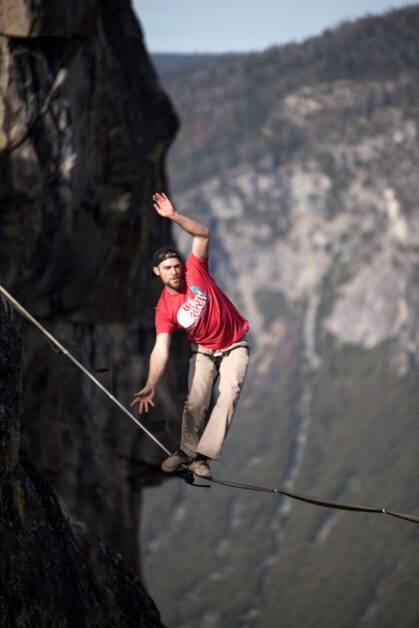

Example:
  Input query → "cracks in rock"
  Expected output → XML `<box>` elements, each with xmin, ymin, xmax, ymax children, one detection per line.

<box><xmin>0</xmin><ymin>65</ymin><xmax>68</xmax><ymax>160</ymax></box>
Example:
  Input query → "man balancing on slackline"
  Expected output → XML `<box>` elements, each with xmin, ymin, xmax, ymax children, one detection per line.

<box><xmin>130</xmin><ymin>193</ymin><xmax>249</xmax><ymax>479</ymax></box>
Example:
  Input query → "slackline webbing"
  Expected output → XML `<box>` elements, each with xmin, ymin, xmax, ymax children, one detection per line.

<box><xmin>0</xmin><ymin>284</ymin><xmax>170</xmax><ymax>456</ymax></box>
<box><xmin>1</xmin><ymin>283</ymin><xmax>418</xmax><ymax>525</ymax></box>
<box><xmin>207</xmin><ymin>477</ymin><xmax>419</xmax><ymax>524</ymax></box>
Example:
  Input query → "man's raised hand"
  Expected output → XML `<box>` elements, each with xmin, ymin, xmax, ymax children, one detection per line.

<box><xmin>153</xmin><ymin>192</ymin><xmax>175</xmax><ymax>219</ymax></box>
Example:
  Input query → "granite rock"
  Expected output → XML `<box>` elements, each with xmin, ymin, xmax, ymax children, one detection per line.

<box><xmin>0</xmin><ymin>0</ymin><xmax>186</xmax><ymax>576</ymax></box>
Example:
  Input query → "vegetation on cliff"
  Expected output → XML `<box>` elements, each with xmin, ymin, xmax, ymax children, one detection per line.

<box><xmin>143</xmin><ymin>6</ymin><xmax>419</xmax><ymax>627</ymax></box>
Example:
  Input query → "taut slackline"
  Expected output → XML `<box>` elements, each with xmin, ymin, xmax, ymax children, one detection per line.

<box><xmin>1</xmin><ymin>283</ymin><xmax>418</xmax><ymax>525</ymax></box>
<box><xmin>0</xmin><ymin>283</ymin><xmax>170</xmax><ymax>456</ymax></box>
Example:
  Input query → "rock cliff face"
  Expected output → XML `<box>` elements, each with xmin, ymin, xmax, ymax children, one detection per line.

<box><xmin>144</xmin><ymin>8</ymin><xmax>419</xmax><ymax>628</ymax></box>
<box><xmin>0</xmin><ymin>299</ymin><xmax>164</xmax><ymax>627</ymax></box>
<box><xmin>0</xmin><ymin>0</ymin><xmax>186</xmax><ymax>578</ymax></box>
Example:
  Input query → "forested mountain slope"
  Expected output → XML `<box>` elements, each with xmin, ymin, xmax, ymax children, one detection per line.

<box><xmin>143</xmin><ymin>6</ymin><xmax>419</xmax><ymax>628</ymax></box>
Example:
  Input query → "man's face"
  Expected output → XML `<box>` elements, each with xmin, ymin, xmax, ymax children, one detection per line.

<box><xmin>154</xmin><ymin>258</ymin><xmax>183</xmax><ymax>292</ymax></box>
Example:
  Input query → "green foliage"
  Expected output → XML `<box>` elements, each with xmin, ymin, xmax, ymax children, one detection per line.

<box><xmin>259</xmin><ymin>342</ymin><xmax>419</xmax><ymax>628</ymax></box>
<box><xmin>143</xmin><ymin>342</ymin><xmax>419</xmax><ymax>627</ymax></box>
<box><xmin>142</xmin><ymin>5</ymin><xmax>419</xmax><ymax>626</ymax></box>
<box><xmin>157</xmin><ymin>6</ymin><xmax>419</xmax><ymax>192</ymax></box>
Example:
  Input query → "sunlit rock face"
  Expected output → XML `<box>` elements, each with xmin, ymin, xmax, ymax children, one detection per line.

<box><xmin>0</xmin><ymin>0</ymin><xmax>186</xmax><ymax>573</ymax></box>
<box><xmin>0</xmin><ymin>0</ymin><xmax>97</xmax><ymax>38</ymax></box>
<box><xmin>143</xmin><ymin>9</ymin><xmax>419</xmax><ymax>627</ymax></box>
<box><xmin>166</xmin><ymin>68</ymin><xmax>419</xmax><ymax>377</ymax></box>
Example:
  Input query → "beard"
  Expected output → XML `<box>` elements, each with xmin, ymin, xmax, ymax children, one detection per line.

<box><xmin>166</xmin><ymin>275</ymin><xmax>182</xmax><ymax>291</ymax></box>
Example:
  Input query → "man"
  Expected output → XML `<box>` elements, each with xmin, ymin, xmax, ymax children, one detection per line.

<box><xmin>131</xmin><ymin>193</ymin><xmax>249</xmax><ymax>478</ymax></box>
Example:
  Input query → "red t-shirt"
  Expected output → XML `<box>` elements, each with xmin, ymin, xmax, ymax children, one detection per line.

<box><xmin>155</xmin><ymin>253</ymin><xmax>249</xmax><ymax>349</ymax></box>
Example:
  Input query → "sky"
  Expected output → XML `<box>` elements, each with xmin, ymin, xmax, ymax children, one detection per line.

<box><xmin>133</xmin><ymin>0</ymin><xmax>419</xmax><ymax>53</ymax></box>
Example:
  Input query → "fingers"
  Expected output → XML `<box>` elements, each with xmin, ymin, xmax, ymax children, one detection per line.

<box><xmin>138</xmin><ymin>399</ymin><xmax>155</xmax><ymax>414</ymax></box>
<box><xmin>130</xmin><ymin>391</ymin><xmax>145</xmax><ymax>407</ymax></box>
<box><xmin>152</xmin><ymin>193</ymin><xmax>165</xmax><ymax>214</ymax></box>
<box><xmin>152</xmin><ymin>192</ymin><xmax>169</xmax><ymax>206</ymax></box>
<box><xmin>130</xmin><ymin>393</ymin><xmax>155</xmax><ymax>414</ymax></box>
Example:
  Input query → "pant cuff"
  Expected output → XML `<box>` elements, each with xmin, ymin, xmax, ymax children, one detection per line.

<box><xmin>180</xmin><ymin>444</ymin><xmax>196</xmax><ymax>459</ymax></box>
<box><xmin>196</xmin><ymin>449</ymin><xmax>219</xmax><ymax>461</ymax></box>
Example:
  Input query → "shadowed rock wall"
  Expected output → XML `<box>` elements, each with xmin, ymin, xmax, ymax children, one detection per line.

<box><xmin>0</xmin><ymin>0</ymin><xmax>186</xmax><ymax>574</ymax></box>
<box><xmin>0</xmin><ymin>298</ymin><xmax>164</xmax><ymax>627</ymax></box>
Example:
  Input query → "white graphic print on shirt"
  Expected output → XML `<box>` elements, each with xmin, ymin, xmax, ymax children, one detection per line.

<box><xmin>177</xmin><ymin>286</ymin><xmax>209</xmax><ymax>330</ymax></box>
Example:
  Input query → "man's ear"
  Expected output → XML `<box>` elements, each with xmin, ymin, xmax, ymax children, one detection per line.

<box><xmin>153</xmin><ymin>266</ymin><xmax>160</xmax><ymax>277</ymax></box>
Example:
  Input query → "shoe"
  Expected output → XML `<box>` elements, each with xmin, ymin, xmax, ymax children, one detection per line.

<box><xmin>161</xmin><ymin>450</ymin><xmax>192</xmax><ymax>473</ymax></box>
<box><xmin>189</xmin><ymin>459</ymin><xmax>212</xmax><ymax>479</ymax></box>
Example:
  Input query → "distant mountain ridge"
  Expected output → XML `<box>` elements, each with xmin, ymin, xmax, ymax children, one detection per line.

<box><xmin>152</xmin><ymin>52</ymin><xmax>235</xmax><ymax>76</ymax></box>
<box><xmin>160</xmin><ymin>5</ymin><xmax>419</xmax><ymax>192</ymax></box>
<box><xmin>143</xmin><ymin>5</ymin><xmax>419</xmax><ymax>628</ymax></box>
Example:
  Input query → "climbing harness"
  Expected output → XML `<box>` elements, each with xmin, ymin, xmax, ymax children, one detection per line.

<box><xmin>1</xmin><ymin>283</ymin><xmax>418</xmax><ymax>524</ymax></box>
<box><xmin>191</xmin><ymin>335</ymin><xmax>249</xmax><ymax>368</ymax></box>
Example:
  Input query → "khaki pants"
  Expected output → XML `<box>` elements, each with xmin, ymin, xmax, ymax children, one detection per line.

<box><xmin>180</xmin><ymin>336</ymin><xmax>249</xmax><ymax>461</ymax></box>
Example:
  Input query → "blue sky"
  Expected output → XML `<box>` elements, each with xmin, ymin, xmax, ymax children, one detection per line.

<box><xmin>133</xmin><ymin>0</ymin><xmax>418</xmax><ymax>53</ymax></box>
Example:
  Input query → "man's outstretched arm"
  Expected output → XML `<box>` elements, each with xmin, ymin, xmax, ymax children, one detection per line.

<box><xmin>153</xmin><ymin>192</ymin><xmax>209</xmax><ymax>260</ymax></box>
<box><xmin>130</xmin><ymin>332</ymin><xmax>171</xmax><ymax>413</ymax></box>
